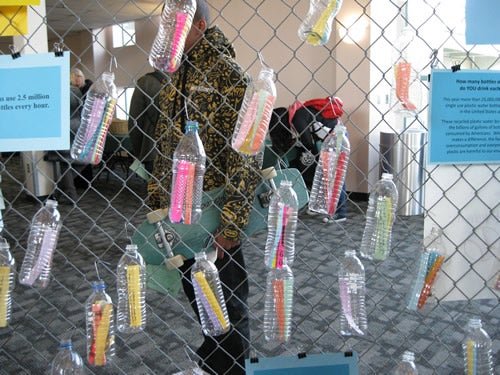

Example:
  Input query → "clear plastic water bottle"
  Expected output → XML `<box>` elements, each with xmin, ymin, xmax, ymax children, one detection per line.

<box><xmin>338</xmin><ymin>250</ymin><xmax>367</xmax><ymax>336</ymax></box>
<box><xmin>264</xmin><ymin>180</ymin><xmax>299</xmax><ymax>268</ymax></box>
<box><xmin>298</xmin><ymin>0</ymin><xmax>343</xmax><ymax>46</ymax></box>
<box><xmin>149</xmin><ymin>0</ymin><xmax>197</xmax><ymax>73</ymax></box>
<box><xmin>392</xmin><ymin>351</ymin><xmax>418</xmax><ymax>375</ymax></box>
<box><xmin>391</xmin><ymin>26</ymin><xmax>419</xmax><ymax>115</ymax></box>
<box><xmin>169</xmin><ymin>121</ymin><xmax>206</xmax><ymax>225</ymax></box>
<box><xmin>0</xmin><ymin>237</ymin><xmax>15</xmax><ymax>328</ymax></box>
<box><xmin>19</xmin><ymin>199</ymin><xmax>62</xmax><ymax>288</ymax></box>
<box><xmin>359</xmin><ymin>173</ymin><xmax>398</xmax><ymax>261</ymax></box>
<box><xmin>116</xmin><ymin>244</ymin><xmax>146</xmax><ymax>334</ymax></box>
<box><xmin>263</xmin><ymin>265</ymin><xmax>294</xmax><ymax>343</ymax></box>
<box><xmin>308</xmin><ymin>121</ymin><xmax>350</xmax><ymax>216</ymax></box>
<box><xmin>232</xmin><ymin>65</ymin><xmax>276</xmax><ymax>156</ymax></box>
<box><xmin>191</xmin><ymin>252</ymin><xmax>230</xmax><ymax>337</ymax></box>
<box><xmin>50</xmin><ymin>338</ymin><xmax>85</xmax><ymax>375</ymax></box>
<box><xmin>70</xmin><ymin>71</ymin><xmax>117</xmax><ymax>164</ymax></box>
<box><xmin>462</xmin><ymin>318</ymin><xmax>493</xmax><ymax>375</ymax></box>
<box><xmin>407</xmin><ymin>227</ymin><xmax>445</xmax><ymax>311</ymax></box>
<box><xmin>85</xmin><ymin>280</ymin><xmax>115</xmax><ymax>367</ymax></box>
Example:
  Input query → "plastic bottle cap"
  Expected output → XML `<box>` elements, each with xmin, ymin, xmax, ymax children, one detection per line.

<box><xmin>381</xmin><ymin>173</ymin><xmax>393</xmax><ymax>179</ymax></box>
<box><xmin>125</xmin><ymin>244</ymin><xmax>138</xmax><ymax>252</ymax></box>
<box><xmin>92</xmin><ymin>280</ymin><xmax>106</xmax><ymax>290</ymax></box>
<box><xmin>185</xmin><ymin>121</ymin><xmax>199</xmax><ymax>131</ymax></box>
<box><xmin>46</xmin><ymin>199</ymin><xmax>58</xmax><ymax>207</ymax></box>
<box><xmin>468</xmin><ymin>318</ymin><xmax>482</xmax><ymax>328</ymax></box>
<box><xmin>59</xmin><ymin>339</ymin><xmax>73</xmax><ymax>348</ymax></box>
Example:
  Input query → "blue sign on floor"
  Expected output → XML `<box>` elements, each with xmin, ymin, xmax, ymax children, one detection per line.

<box><xmin>245</xmin><ymin>352</ymin><xmax>359</xmax><ymax>375</ymax></box>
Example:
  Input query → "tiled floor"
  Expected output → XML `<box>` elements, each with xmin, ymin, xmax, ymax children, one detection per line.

<box><xmin>0</xmin><ymin>153</ymin><xmax>498</xmax><ymax>374</ymax></box>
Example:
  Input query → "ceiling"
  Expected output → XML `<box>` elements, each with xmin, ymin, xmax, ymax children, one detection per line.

<box><xmin>45</xmin><ymin>0</ymin><xmax>161</xmax><ymax>38</ymax></box>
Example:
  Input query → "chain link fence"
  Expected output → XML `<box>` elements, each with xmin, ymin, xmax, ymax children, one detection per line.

<box><xmin>0</xmin><ymin>0</ymin><xmax>498</xmax><ymax>374</ymax></box>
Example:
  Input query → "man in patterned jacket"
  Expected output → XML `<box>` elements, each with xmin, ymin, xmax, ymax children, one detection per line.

<box><xmin>146</xmin><ymin>1</ymin><xmax>261</xmax><ymax>374</ymax></box>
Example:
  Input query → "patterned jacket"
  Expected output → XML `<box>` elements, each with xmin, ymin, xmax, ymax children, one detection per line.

<box><xmin>147</xmin><ymin>26</ymin><xmax>262</xmax><ymax>242</ymax></box>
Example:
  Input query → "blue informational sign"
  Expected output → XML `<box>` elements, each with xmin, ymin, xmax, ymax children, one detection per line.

<box><xmin>466</xmin><ymin>0</ymin><xmax>500</xmax><ymax>45</ymax></box>
<box><xmin>428</xmin><ymin>69</ymin><xmax>500</xmax><ymax>164</ymax></box>
<box><xmin>245</xmin><ymin>352</ymin><xmax>359</xmax><ymax>375</ymax></box>
<box><xmin>0</xmin><ymin>51</ymin><xmax>70</xmax><ymax>152</ymax></box>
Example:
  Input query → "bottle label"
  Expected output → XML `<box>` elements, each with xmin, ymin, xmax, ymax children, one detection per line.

<box><xmin>126</xmin><ymin>265</ymin><xmax>142</xmax><ymax>327</ymax></box>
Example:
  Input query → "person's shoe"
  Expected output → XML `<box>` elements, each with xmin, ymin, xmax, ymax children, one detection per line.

<box><xmin>323</xmin><ymin>213</ymin><xmax>347</xmax><ymax>223</ymax></box>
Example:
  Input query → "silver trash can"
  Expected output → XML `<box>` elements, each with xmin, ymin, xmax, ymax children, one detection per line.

<box><xmin>379</xmin><ymin>129</ymin><xmax>427</xmax><ymax>216</ymax></box>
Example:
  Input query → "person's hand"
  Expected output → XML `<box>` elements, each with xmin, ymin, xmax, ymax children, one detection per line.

<box><xmin>213</xmin><ymin>233</ymin><xmax>240</xmax><ymax>259</ymax></box>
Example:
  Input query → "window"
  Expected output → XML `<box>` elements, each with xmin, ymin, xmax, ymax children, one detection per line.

<box><xmin>115</xmin><ymin>87</ymin><xmax>134</xmax><ymax>120</ymax></box>
<box><xmin>112</xmin><ymin>21</ymin><xmax>136</xmax><ymax>48</ymax></box>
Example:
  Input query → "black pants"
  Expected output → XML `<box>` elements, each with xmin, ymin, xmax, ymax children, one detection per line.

<box><xmin>179</xmin><ymin>246</ymin><xmax>249</xmax><ymax>375</ymax></box>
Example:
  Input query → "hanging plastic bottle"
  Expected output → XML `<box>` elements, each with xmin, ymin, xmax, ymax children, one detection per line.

<box><xmin>359</xmin><ymin>173</ymin><xmax>398</xmax><ymax>261</ymax></box>
<box><xmin>19</xmin><ymin>199</ymin><xmax>62</xmax><ymax>288</ymax></box>
<box><xmin>116</xmin><ymin>244</ymin><xmax>147</xmax><ymax>334</ymax></box>
<box><xmin>149</xmin><ymin>0</ymin><xmax>197</xmax><ymax>73</ymax></box>
<box><xmin>462</xmin><ymin>318</ymin><xmax>493</xmax><ymax>375</ymax></box>
<box><xmin>169</xmin><ymin>121</ymin><xmax>206</xmax><ymax>225</ymax></box>
<box><xmin>264</xmin><ymin>180</ymin><xmax>299</xmax><ymax>268</ymax></box>
<box><xmin>232</xmin><ymin>61</ymin><xmax>276</xmax><ymax>156</ymax></box>
<box><xmin>298</xmin><ymin>0</ymin><xmax>343</xmax><ymax>46</ymax></box>
<box><xmin>392</xmin><ymin>351</ymin><xmax>418</xmax><ymax>375</ymax></box>
<box><xmin>263</xmin><ymin>265</ymin><xmax>294</xmax><ymax>343</ymax></box>
<box><xmin>70</xmin><ymin>69</ymin><xmax>117</xmax><ymax>164</ymax></box>
<box><xmin>0</xmin><ymin>237</ymin><xmax>15</xmax><ymax>328</ymax></box>
<box><xmin>50</xmin><ymin>338</ymin><xmax>85</xmax><ymax>375</ymax></box>
<box><xmin>191</xmin><ymin>252</ymin><xmax>230</xmax><ymax>336</ymax></box>
<box><xmin>308</xmin><ymin>121</ymin><xmax>350</xmax><ymax>216</ymax></box>
<box><xmin>338</xmin><ymin>250</ymin><xmax>367</xmax><ymax>336</ymax></box>
<box><xmin>391</xmin><ymin>26</ymin><xmax>418</xmax><ymax>115</ymax></box>
<box><xmin>407</xmin><ymin>227</ymin><xmax>446</xmax><ymax>311</ymax></box>
<box><xmin>85</xmin><ymin>279</ymin><xmax>115</xmax><ymax>367</ymax></box>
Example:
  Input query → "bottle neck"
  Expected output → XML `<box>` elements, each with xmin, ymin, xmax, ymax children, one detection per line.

<box><xmin>59</xmin><ymin>339</ymin><xmax>73</xmax><ymax>350</ymax></box>
<box><xmin>401</xmin><ymin>351</ymin><xmax>415</xmax><ymax>362</ymax></box>
<box><xmin>257</xmin><ymin>67</ymin><xmax>274</xmax><ymax>82</ymax></box>
<box><xmin>185</xmin><ymin>121</ymin><xmax>199</xmax><ymax>134</ymax></box>
<box><xmin>195</xmin><ymin>251</ymin><xmax>207</xmax><ymax>262</ymax></box>
<box><xmin>46</xmin><ymin>199</ymin><xmax>58</xmax><ymax>209</ymax></box>
<box><xmin>279</xmin><ymin>180</ymin><xmax>292</xmax><ymax>188</ymax></box>
<box><xmin>345</xmin><ymin>249</ymin><xmax>356</xmax><ymax>257</ymax></box>
<box><xmin>101</xmin><ymin>71</ymin><xmax>115</xmax><ymax>83</ymax></box>
<box><xmin>125</xmin><ymin>244</ymin><xmax>138</xmax><ymax>254</ymax></box>
<box><xmin>468</xmin><ymin>318</ymin><xmax>482</xmax><ymax>330</ymax></box>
